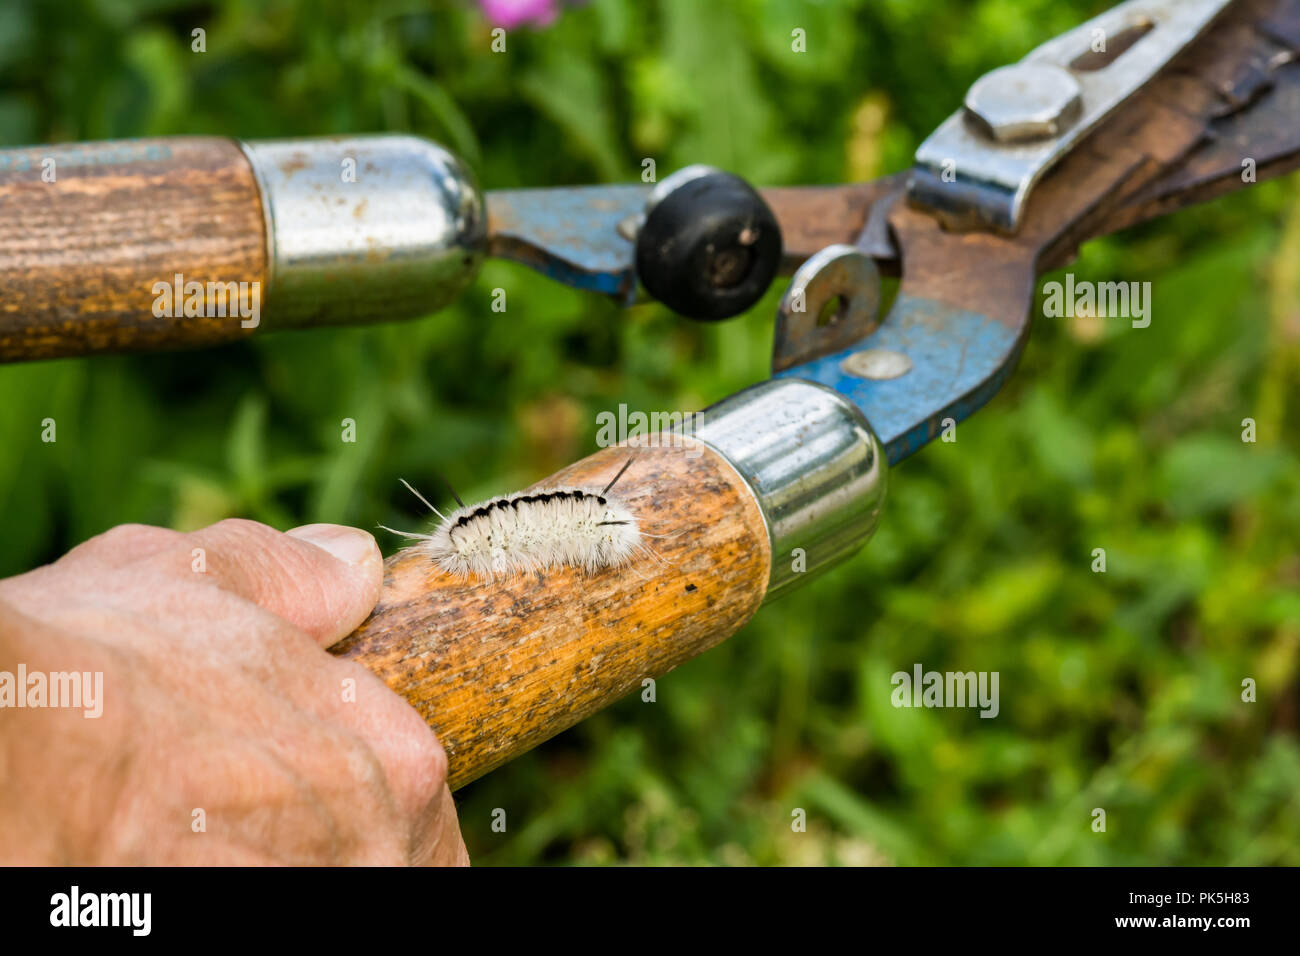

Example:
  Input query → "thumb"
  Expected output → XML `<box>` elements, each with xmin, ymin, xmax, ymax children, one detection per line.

<box><xmin>187</xmin><ymin>519</ymin><xmax>384</xmax><ymax>646</ymax></box>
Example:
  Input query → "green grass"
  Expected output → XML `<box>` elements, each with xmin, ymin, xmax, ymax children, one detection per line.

<box><xmin>2</xmin><ymin>0</ymin><xmax>1298</xmax><ymax>864</ymax></box>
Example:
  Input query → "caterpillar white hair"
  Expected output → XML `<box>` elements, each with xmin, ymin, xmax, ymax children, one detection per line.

<box><xmin>382</xmin><ymin>457</ymin><xmax>653</xmax><ymax>580</ymax></box>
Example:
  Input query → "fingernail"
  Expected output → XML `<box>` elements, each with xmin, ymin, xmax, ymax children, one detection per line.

<box><xmin>286</xmin><ymin>524</ymin><xmax>379</xmax><ymax>567</ymax></box>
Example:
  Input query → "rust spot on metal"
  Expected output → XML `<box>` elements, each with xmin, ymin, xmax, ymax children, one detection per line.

<box><xmin>278</xmin><ymin>156</ymin><xmax>308</xmax><ymax>178</ymax></box>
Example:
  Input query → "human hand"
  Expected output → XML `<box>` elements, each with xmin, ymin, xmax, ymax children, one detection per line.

<box><xmin>0</xmin><ymin>519</ymin><xmax>466</xmax><ymax>865</ymax></box>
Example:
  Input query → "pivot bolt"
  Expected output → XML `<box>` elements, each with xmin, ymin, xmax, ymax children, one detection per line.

<box><xmin>964</xmin><ymin>63</ymin><xmax>1082</xmax><ymax>143</ymax></box>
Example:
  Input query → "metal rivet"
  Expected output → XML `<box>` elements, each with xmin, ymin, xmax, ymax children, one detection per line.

<box><xmin>842</xmin><ymin>348</ymin><xmax>912</xmax><ymax>380</ymax></box>
<box><xmin>616</xmin><ymin>213</ymin><xmax>641</xmax><ymax>241</ymax></box>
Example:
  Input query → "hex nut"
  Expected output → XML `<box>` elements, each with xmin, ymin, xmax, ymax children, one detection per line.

<box><xmin>964</xmin><ymin>63</ymin><xmax>1083</xmax><ymax>143</ymax></box>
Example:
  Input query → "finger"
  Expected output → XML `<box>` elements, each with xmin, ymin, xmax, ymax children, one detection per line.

<box><xmin>68</xmin><ymin>523</ymin><xmax>187</xmax><ymax>565</ymax></box>
<box><xmin>306</xmin><ymin>661</ymin><xmax>463</xmax><ymax>864</ymax></box>
<box><xmin>0</xmin><ymin>524</ymin><xmax>184</xmax><ymax>608</ymax></box>
<box><xmin>412</xmin><ymin>785</ymin><xmax>470</xmax><ymax>866</ymax></box>
<box><xmin>327</xmin><ymin>662</ymin><xmax>453</xmax><ymax>821</ymax></box>
<box><xmin>186</xmin><ymin>519</ymin><xmax>383</xmax><ymax>646</ymax></box>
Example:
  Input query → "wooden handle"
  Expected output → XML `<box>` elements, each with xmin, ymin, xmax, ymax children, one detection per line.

<box><xmin>0</xmin><ymin>138</ymin><xmax>267</xmax><ymax>361</ymax></box>
<box><xmin>329</xmin><ymin>443</ymin><xmax>771</xmax><ymax>789</ymax></box>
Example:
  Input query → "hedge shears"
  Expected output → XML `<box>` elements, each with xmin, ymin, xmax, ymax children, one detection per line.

<box><xmin>1</xmin><ymin>0</ymin><xmax>1296</xmax><ymax>787</ymax></box>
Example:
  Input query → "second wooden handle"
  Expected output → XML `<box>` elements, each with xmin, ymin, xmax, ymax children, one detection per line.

<box><xmin>0</xmin><ymin>133</ymin><xmax>486</xmax><ymax>363</ymax></box>
<box><xmin>330</xmin><ymin>443</ymin><xmax>771</xmax><ymax>790</ymax></box>
<box><xmin>0</xmin><ymin>138</ymin><xmax>267</xmax><ymax>361</ymax></box>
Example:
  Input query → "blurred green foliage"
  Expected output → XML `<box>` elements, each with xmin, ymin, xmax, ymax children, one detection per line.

<box><xmin>2</xmin><ymin>0</ymin><xmax>1298</xmax><ymax>865</ymax></box>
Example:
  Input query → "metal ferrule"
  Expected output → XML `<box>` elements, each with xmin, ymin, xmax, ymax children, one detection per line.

<box><xmin>240</xmin><ymin>135</ymin><xmax>486</xmax><ymax>328</ymax></box>
<box><xmin>695</xmin><ymin>378</ymin><xmax>888</xmax><ymax>599</ymax></box>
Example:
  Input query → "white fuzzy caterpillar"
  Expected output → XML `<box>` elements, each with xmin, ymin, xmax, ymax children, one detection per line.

<box><xmin>381</xmin><ymin>458</ymin><xmax>651</xmax><ymax>581</ymax></box>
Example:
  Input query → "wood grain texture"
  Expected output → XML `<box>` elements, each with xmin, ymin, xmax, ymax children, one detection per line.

<box><xmin>330</xmin><ymin>443</ymin><xmax>771</xmax><ymax>790</ymax></box>
<box><xmin>0</xmin><ymin>137</ymin><xmax>267</xmax><ymax>361</ymax></box>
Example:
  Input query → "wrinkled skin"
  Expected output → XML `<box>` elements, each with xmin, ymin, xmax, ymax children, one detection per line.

<box><xmin>0</xmin><ymin>519</ymin><xmax>467</xmax><ymax>865</ymax></box>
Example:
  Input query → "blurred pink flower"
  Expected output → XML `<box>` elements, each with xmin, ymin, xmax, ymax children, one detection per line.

<box><xmin>478</xmin><ymin>0</ymin><xmax>559</xmax><ymax>29</ymax></box>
